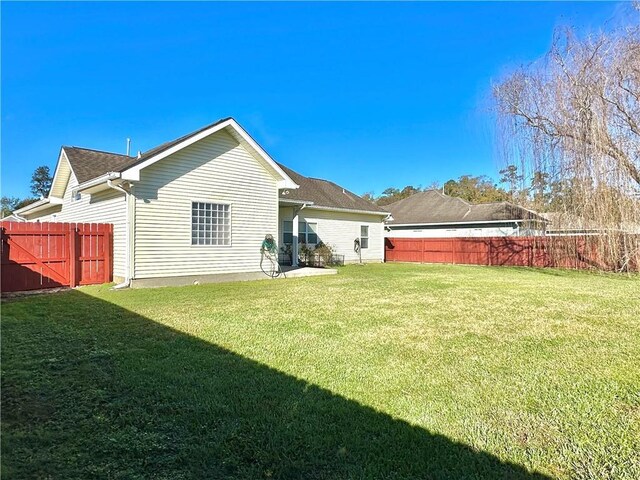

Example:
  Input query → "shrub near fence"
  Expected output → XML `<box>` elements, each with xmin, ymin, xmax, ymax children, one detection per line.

<box><xmin>385</xmin><ymin>236</ymin><xmax>638</xmax><ymax>272</ymax></box>
<box><xmin>1</xmin><ymin>221</ymin><xmax>113</xmax><ymax>292</ymax></box>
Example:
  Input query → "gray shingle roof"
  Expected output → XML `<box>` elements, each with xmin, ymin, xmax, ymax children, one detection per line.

<box><xmin>63</xmin><ymin>147</ymin><xmax>135</xmax><ymax>184</ymax></box>
<box><xmin>385</xmin><ymin>190</ymin><xmax>542</xmax><ymax>224</ymax></box>
<box><xmin>120</xmin><ymin>117</ymin><xmax>233</xmax><ymax>171</ymax></box>
<box><xmin>64</xmin><ymin>118</ymin><xmax>234</xmax><ymax>184</ymax></box>
<box><xmin>62</xmin><ymin>120</ymin><xmax>386</xmax><ymax>215</ymax></box>
<box><xmin>277</xmin><ymin>163</ymin><xmax>388</xmax><ymax>214</ymax></box>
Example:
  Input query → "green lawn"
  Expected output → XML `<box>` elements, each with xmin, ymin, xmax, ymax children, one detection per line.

<box><xmin>2</xmin><ymin>264</ymin><xmax>639</xmax><ymax>479</ymax></box>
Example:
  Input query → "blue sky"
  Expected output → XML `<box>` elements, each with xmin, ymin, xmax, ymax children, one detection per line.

<box><xmin>1</xmin><ymin>1</ymin><xmax>624</xmax><ymax>199</ymax></box>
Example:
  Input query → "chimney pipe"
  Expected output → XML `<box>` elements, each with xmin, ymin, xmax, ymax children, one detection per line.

<box><xmin>126</xmin><ymin>138</ymin><xmax>131</xmax><ymax>156</ymax></box>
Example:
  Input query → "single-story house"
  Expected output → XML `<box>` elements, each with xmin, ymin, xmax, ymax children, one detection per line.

<box><xmin>384</xmin><ymin>190</ymin><xmax>545</xmax><ymax>238</ymax></box>
<box><xmin>16</xmin><ymin>118</ymin><xmax>388</xmax><ymax>286</ymax></box>
<box><xmin>541</xmin><ymin>212</ymin><xmax>640</xmax><ymax>236</ymax></box>
<box><xmin>541</xmin><ymin>212</ymin><xmax>601</xmax><ymax>236</ymax></box>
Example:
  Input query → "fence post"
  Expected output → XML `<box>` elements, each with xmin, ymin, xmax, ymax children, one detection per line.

<box><xmin>104</xmin><ymin>225</ymin><xmax>112</xmax><ymax>283</ymax></box>
<box><xmin>528</xmin><ymin>240</ymin><xmax>532</xmax><ymax>267</ymax></box>
<box><xmin>0</xmin><ymin>226</ymin><xmax>5</xmax><ymax>274</ymax></box>
<box><xmin>69</xmin><ymin>224</ymin><xmax>78</xmax><ymax>287</ymax></box>
<box><xmin>451</xmin><ymin>239</ymin><xmax>456</xmax><ymax>264</ymax></box>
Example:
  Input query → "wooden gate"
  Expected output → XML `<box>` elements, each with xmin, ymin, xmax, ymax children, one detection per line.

<box><xmin>1</xmin><ymin>222</ymin><xmax>113</xmax><ymax>292</ymax></box>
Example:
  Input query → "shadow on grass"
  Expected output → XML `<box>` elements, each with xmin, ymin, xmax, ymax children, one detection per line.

<box><xmin>2</xmin><ymin>289</ymin><xmax>551</xmax><ymax>479</ymax></box>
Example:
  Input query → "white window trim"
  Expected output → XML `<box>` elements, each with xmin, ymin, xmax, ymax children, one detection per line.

<box><xmin>282</xmin><ymin>220</ymin><xmax>294</xmax><ymax>245</ymax></box>
<box><xmin>189</xmin><ymin>200</ymin><xmax>232</xmax><ymax>247</ymax></box>
<box><xmin>298</xmin><ymin>220</ymin><xmax>318</xmax><ymax>245</ymax></box>
<box><xmin>360</xmin><ymin>225</ymin><xmax>369</xmax><ymax>249</ymax></box>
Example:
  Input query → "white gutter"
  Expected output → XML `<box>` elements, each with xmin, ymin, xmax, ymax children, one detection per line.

<box><xmin>279</xmin><ymin>199</ymin><xmax>316</xmax><ymax>206</ymax></box>
<box><xmin>279</xmin><ymin>197</ymin><xmax>389</xmax><ymax>217</ymax></box>
<box><xmin>14</xmin><ymin>198</ymin><xmax>50</xmax><ymax>215</ymax></box>
<box><xmin>387</xmin><ymin>219</ymin><xmax>531</xmax><ymax>227</ymax></box>
<box><xmin>302</xmin><ymin>204</ymin><xmax>390</xmax><ymax>217</ymax></box>
<box><xmin>14</xmin><ymin>196</ymin><xmax>62</xmax><ymax>216</ymax></box>
<box><xmin>75</xmin><ymin>172</ymin><xmax>121</xmax><ymax>193</ymax></box>
<box><xmin>106</xmin><ymin>178</ymin><xmax>132</xmax><ymax>289</ymax></box>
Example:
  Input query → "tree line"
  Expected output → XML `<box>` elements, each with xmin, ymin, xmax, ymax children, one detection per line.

<box><xmin>1</xmin><ymin>166</ymin><xmax>53</xmax><ymax>218</ymax></box>
<box><xmin>365</xmin><ymin>165</ymin><xmax>565</xmax><ymax>209</ymax></box>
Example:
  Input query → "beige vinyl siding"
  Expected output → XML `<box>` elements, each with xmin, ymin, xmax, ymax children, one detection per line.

<box><xmin>23</xmin><ymin>171</ymin><xmax>127</xmax><ymax>278</ymax></box>
<box><xmin>49</xmin><ymin>151</ymin><xmax>73</xmax><ymax>199</ymax></box>
<box><xmin>133</xmin><ymin>129</ymin><xmax>278</xmax><ymax>279</ymax></box>
<box><xmin>22</xmin><ymin>206</ymin><xmax>62</xmax><ymax>223</ymax></box>
<box><xmin>279</xmin><ymin>206</ymin><xmax>385</xmax><ymax>263</ymax></box>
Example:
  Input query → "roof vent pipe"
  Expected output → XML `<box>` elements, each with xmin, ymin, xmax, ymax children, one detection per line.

<box><xmin>126</xmin><ymin>138</ymin><xmax>131</xmax><ymax>156</ymax></box>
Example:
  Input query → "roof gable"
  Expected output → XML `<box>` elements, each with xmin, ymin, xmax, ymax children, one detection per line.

<box><xmin>49</xmin><ymin>119</ymin><xmax>295</xmax><ymax>190</ymax></box>
<box><xmin>119</xmin><ymin>118</ymin><xmax>297</xmax><ymax>188</ymax></box>
<box><xmin>63</xmin><ymin>147</ymin><xmax>134</xmax><ymax>184</ymax></box>
<box><xmin>48</xmin><ymin>149</ymin><xmax>73</xmax><ymax>199</ymax></box>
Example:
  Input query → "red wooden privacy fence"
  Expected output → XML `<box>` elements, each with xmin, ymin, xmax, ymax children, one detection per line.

<box><xmin>384</xmin><ymin>236</ymin><xmax>622</xmax><ymax>270</ymax></box>
<box><xmin>1</xmin><ymin>222</ymin><xmax>113</xmax><ymax>292</ymax></box>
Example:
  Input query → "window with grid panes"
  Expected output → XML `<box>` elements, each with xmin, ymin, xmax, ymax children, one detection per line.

<box><xmin>360</xmin><ymin>225</ymin><xmax>369</xmax><ymax>249</ymax></box>
<box><xmin>298</xmin><ymin>221</ymin><xmax>318</xmax><ymax>245</ymax></box>
<box><xmin>283</xmin><ymin>220</ymin><xmax>293</xmax><ymax>244</ymax></box>
<box><xmin>191</xmin><ymin>202</ymin><xmax>230</xmax><ymax>245</ymax></box>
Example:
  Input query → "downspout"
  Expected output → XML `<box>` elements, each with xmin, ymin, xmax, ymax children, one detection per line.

<box><xmin>291</xmin><ymin>203</ymin><xmax>309</xmax><ymax>267</ymax></box>
<box><xmin>107</xmin><ymin>179</ymin><xmax>132</xmax><ymax>288</ymax></box>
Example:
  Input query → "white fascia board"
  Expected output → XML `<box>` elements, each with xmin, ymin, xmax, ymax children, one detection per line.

<box><xmin>120</xmin><ymin>118</ymin><xmax>299</xmax><ymax>189</ymax></box>
<box><xmin>304</xmin><ymin>205</ymin><xmax>390</xmax><ymax>217</ymax></box>
<box><xmin>13</xmin><ymin>195</ymin><xmax>64</xmax><ymax>215</ymax></box>
<box><xmin>226</xmin><ymin>118</ymin><xmax>298</xmax><ymax>189</ymax></box>
<box><xmin>276</xmin><ymin>178</ymin><xmax>297</xmax><ymax>189</ymax></box>
<box><xmin>387</xmin><ymin>219</ymin><xmax>526</xmax><ymax>227</ymax></box>
<box><xmin>121</xmin><ymin>170</ymin><xmax>140</xmax><ymax>181</ymax></box>
<box><xmin>75</xmin><ymin>172</ymin><xmax>122</xmax><ymax>194</ymax></box>
<box><xmin>14</xmin><ymin>198</ymin><xmax>51</xmax><ymax>215</ymax></box>
<box><xmin>278</xmin><ymin>199</ymin><xmax>315</xmax><ymax>206</ymax></box>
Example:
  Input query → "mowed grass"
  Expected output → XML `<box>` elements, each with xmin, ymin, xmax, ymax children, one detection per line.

<box><xmin>2</xmin><ymin>264</ymin><xmax>639</xmax><ymax>479</ymax></box>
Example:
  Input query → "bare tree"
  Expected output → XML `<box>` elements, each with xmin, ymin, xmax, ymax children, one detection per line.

<box><xmin>493</xmin><ymin>15</ymin><xmax>640</xmax><ymax>271</ymax></box>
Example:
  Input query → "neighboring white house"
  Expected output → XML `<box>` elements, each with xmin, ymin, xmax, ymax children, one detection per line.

<box><xmin>15</xmin><ymin>118</ymin><xmax>388</xmax><ymax>286</ymax></box>
<box><xmin>0</xmin><ymin>213</ymin><xmax>26</xmax><ymax>222</ymax></box>
<box><xmin>384</xmin><ymin>190</ymin><xmax>545</xmax><ymax>238</ymax></box>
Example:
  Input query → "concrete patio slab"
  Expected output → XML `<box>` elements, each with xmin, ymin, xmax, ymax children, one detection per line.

<box><xmin>129</xmin><ymin>266</ymin><xmax>336</xmax><ymax>288</ymax></box>
<box><xmin>281</xmin><ymin>267</ymin><xmax>338</xmax><ymax>278</ymax></box>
